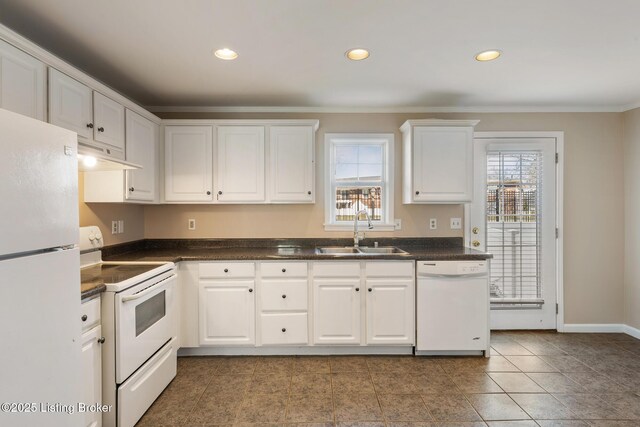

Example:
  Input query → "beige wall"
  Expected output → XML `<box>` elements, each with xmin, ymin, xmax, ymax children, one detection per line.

<box><xmin>78</xmin><ymin>172</ymin><xmax>145</xmax><ymax>246</ymax></box>
<box><xmin>82</xmin><ymin>111</ymin><xmax>626</xmax><ymax>326</ymax></box>
<box><xmin>623</xmin><ymin>108</ymin><xmax>640</xmax><ymax>330</ymax></box>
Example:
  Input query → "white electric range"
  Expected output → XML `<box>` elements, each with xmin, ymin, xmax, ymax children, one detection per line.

<box><xmin>80</xmin><ymin>226</ymin><xmax>177</xmax><ymax>427</ymax></box>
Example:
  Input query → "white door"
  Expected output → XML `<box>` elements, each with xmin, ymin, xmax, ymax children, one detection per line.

<box><xmin>199</xmin><ymin>281</ymin><xmax>255</xmax><ymax>345</ymax></box>
<box><xmin>366</xmin><ymin>279</ymin><xmax>414</xmax><ymax>345</ymax></box>
<box><xmin>469</xmin><ymin>136</ymin><xmax>558</xmax><ymax>329</ymax></box>
<box><xmin>0</xmin><ymin>39</ymin><xmax>45</xmax><ymax>120</ymax></box>
<box><xmin>313</xmin><ymin>279</ymin><xmax>361</xmax><ymax>344</ymax></box>
<box><xmin>48</xmin><ymin>68</ymin><xmax>93</xmax><ymax>139</ymax></box>
<box><xmin>81</xmin><ymin>326</ymin><xmax>102</xmax><ymax>427</ymax></box>
<box><xmin>125</xmin><ymin>110</ymin><xmax>157</xmax><ymax>202</ymax></box>
<box><xmin>215</xmin><ymin>126</ymin><xmax>265</xmax><ymax>202</ymax></box>
<box><xmin>269</xmin><ymin>125</ymin><xmax>314</xmax><ymax>202</ymax></box>
<box><xmin>93</xmin><ymin>91</ymin><xmax>125</xmax><ymax>151</ymax></box>
<box><xmin>164</xmin><ymin>125</ymin><xmax>213</xmax><ymax>202</ymax></box>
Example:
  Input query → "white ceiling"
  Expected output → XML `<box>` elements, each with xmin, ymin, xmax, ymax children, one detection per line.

<box><xmin>1</xmin><ymin>0</ymin><xmax>640</xmax><ymax>111</ymax></box>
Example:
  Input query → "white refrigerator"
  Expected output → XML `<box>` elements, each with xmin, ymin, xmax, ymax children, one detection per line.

<box><xmin>0</xmin><ymin>109</ymin><xmax>83</xmax><ymax>427</ymax></box>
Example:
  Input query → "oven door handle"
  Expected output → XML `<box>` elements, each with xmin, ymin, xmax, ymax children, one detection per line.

<box><xmin>121</xmin><ymin>278</ymin><xmax>170</xmax><ymax>303</ymax></box>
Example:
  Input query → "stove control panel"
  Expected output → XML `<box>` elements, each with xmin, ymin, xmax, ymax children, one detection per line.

<box><xmin>80</xmin><ymin>226</ymin><xmax>104</xmax><ymax>252</ymax></box>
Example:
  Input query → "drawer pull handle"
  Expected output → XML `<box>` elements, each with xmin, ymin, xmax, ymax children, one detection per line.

<box><xmin>249</xmin><ymin>288</ymin><xmax>253</xmax><ymax>293</ymax></box>
<box><xmin>224</xmin><ymin>268</ymin><xmax>229</xmax><ymax>273</ymax></box>
<box><xmin>281</xmin><ymin>328</ymin><xmax>286</xmax><ymax>333</ymax></box>
<box><xmin>282</xmin><ymin>268</ymin><xmax>286</xmax><ymax>273</ymax></box>
<box><xmin>81</xmin><ymin>314</ymin><xmax>88</xmax><ymax>322</ymax></box>
<box><xmin>282</xmin><ymin>294</ymin><xmax>286</xmax><ymax>299</ymax></box>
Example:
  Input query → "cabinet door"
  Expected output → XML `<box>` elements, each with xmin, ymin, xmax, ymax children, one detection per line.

<box><xmin>269</xmin><ymin>126</ymin><xmax>314</xmax><ymax>202</ymax></box>
<box><xmin>199</xmin><ymin>280</ymin><xmax>255</xmax><ymax>345</ymax></box>
<box><xmin>0</xmin><ymin>39</ymin><xmax>45</xmax><ymax>120</ymax></box>
<box><xmin>81</xmin><ymin>325</ymin><xmax>102</xmax><ymax>427</ymax></box>
<box><xmin>93</xmin><ymin>91</ymin><xmax>125</xmax><ymax>150</ymax></box>
<box><xmin>164</xmin><ymin>126</ymin><xmax>213</xmax><ymax>202</ymax></box>
<box><xmin>413</xmin><ymin>126</ymin><xmax>473</xmax><ymax>202</ymax></box>
<box><xmin>313</xmin><ymin>279</ymin><xmax>361</xmax><ymax>345</ymax></box>
<box><xmin>215</xmin><ymin>126</ymin><xmax>265</xmax><ymax>202</ymax></box>
<box><xmin>125</xmin><ymin>110</ymin><xmax>157</xmax><ymax>202</ymax></box>
<box><xmin>366</xmin><ymin>279</ymin><xmax>414</xmax><ymax>345</ymax></box>
<box><xmin>49</xmin><ymin>68</ymin><xmax>93</xmax><ymax>139</ymax></box>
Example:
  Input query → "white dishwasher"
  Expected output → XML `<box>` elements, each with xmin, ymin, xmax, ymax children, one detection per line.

<box><xmin>416</xmin><ymin>260</ymin><xmax>490</xmax><ymax>357</ymax></box>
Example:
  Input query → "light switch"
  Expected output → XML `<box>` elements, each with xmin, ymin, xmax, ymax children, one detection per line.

<box><xmin>450</xmin><ymin>218</ymin><xmax>462</xmax><ymax>229</ymax></box>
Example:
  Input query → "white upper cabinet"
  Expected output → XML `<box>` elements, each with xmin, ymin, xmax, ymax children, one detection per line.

<box><xmin>125</xmin><ymin>110</ymin><xmax>158</xmax><ymax>202</ymax></box>
<box><xmin>215</xmin><ymin>126</ymin><xmax>266</xmax><ymax>202</ymax></box>
<box><xmin>0</xmin><ymin>39</ymin><xmax>45</xmax><ymax>120</ymax></box>
<box><xmin>49</xmin><ymin>68</ymin><xmax>126</xmax><ymax>158</ymax></box>
<box><xmin>49</xmin><ymin>68</ymin><xmax>93</xmax><ymax>139</ymax></box>
<box><xmin>401</xmin><ymin>119</ymin><xmax>479</xmax><ymax>203</ymax></box>
<box><xmin>93</xmin><ymin>91</ymin><xmax>125</xmax><ymax>151</ymax></box>
<box><xmin>269</xmin><ymin>125</ymin><xmax>314</xmax><ymax>203</ymax></box>
<box><xmin>164</xmin><ymin>125</ymin><xmax>213</xmax><ymax>202</ymax></box>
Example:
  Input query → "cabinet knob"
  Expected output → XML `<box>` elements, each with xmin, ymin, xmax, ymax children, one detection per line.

<box><xmin>282</xmin><ymin>294</ymin><xmax>287</xmax><ymax>299</ymax></box>
<box><xmin>97</xmin><ymin>337</ymin><xmax>105</xmax><ymax>344</ymax></box>
<box><xmin>307</xmin><ymin>191</ymin><xmax>312</xmax><ymax>195</ymax></box>
<box><xmin>282</xmin><ymin>268</ymin><xmax>286</xmax><ymax>273</ymax></box>
<box><xmin>206</xmin><ymin>191</ymin><xmax>211</xmax><ymax>195</ymax></box>
<box><xmin>355</xmin><ymin>287</ymin><xmax>360</xmax><ymax>292</ymax></box>
<box><xmin>97</xmin><ymin>126</ymin><xmax>105</xmax><ymax>132</ymax></box>
<box><xmin>224</xmin><ymin>268</ymin><xmax>229</xmax><ymax>273</ymax></box>
<box><xmin>81</xmin><ymin>314</ymin><xmax>88</xmax><ymax>322</ymax></box>
<box><xmin>129</xmin><ymin>187</ymin><xmax>134</xmax><ymax>192</ymax></box>
<box><xmin>106</xmin><ymin>149</ymin><xmax>111</xmax><ymax>154</ymax></box>
<box><xmin>249</xmin><ymin>288</ymin><xmax>253</xmax><ymax>292</ymax></box>
<box><xmin>218</xmin><ymin>191</ymin><xmax>223</xmax><ymax>195</ymax></box>
<box><xmin>86</xmin><ymin>123</ymin><xmax>94</xmax><ymax>129</ymax></box>
<box><xmin>415</xmin><ymin>191</ymin><xmax>420</xmax><ymax>195</ymax></box>
<box><xmin>281</xmin><ymin>328</ymin><xmax>286</xmax><ymax>333</ymax></box>
<box><xmin>368</xmin><ymin>288</ymin><xmax>372</xmax><ymax>292</ymax></box>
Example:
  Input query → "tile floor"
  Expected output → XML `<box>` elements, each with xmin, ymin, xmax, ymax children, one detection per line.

<box><xmin>136</xmin><ymin>331</ymin><xmax>640</xmax><ymax>426</ymax></box>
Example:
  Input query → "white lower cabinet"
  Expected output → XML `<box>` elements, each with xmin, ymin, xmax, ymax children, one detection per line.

<box><xmin>313</xmin><ymin>279</ymin><xmax>361</xmax><ymax>345</ymax></box>
<box><xmin>260</xmin><ymin>313</ymin><xmax>308</xmax><ymax>345</ymax></box>
<box><xmin>199</xmin><ymin>262</ymin><xmax>255</xmax><ymax>346</ymax></box>
<box><xmin>81</xmin><ymin>297</ymin><xmax>102</xmax><ymax>427</ymax></box>
<box><xmin>366</xmin><ymin>279</ymin><xmax>414</xmax><ymax>345</ymax></box>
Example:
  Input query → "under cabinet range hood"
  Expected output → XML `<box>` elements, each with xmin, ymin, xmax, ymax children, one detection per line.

<box><xmin>77</xmin><ymin>142</ymin><xmax>141</xmax><ymax>171</ymax></box>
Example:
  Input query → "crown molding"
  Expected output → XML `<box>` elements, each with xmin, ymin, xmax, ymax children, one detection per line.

<box><xmin>147</xmin><ymin>105</ymin><xmax>627</xmax><ymax>114</ymax></box>
<box><xmin>621</xmin><ymin>101</ymin><xmax>640</xmax><ymax>112</ymax></box>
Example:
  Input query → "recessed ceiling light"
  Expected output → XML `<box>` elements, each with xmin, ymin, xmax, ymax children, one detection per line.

<box><xmin>214</xmin><ymin>48</ymin><xmax>238</xmax><ymax>60</ymax></box>
<box><xmin>475</xmin><ymin>50</ymin><xmax>501</xmax><ymax>61</ymax></box>
<box><xmin>346</xmin><ymin>48</ymin><xmax>370</xmax><ymax>61</ymax></box>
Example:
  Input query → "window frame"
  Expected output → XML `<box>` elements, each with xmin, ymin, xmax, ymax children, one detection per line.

<box><xmin>324</xmin><ymin>133</ymin><xmax>395</xmax><ymax>231</ymax></box>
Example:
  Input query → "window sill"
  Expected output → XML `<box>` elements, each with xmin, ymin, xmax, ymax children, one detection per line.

<box><xmin>323</xmin><ymin>223</ymin><xmax>397</xmax><ymax>232</ymax></box>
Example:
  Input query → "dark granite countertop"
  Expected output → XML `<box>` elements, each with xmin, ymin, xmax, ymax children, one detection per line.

<box><xmin>81</xmin><ymin>282</ymin><xmax>106</xmax><ymax>300</ymax></box>
<box><xmin>102</xmin><ymin>237</ymin><xmax>492</xmax><ymax>263</ymax></box>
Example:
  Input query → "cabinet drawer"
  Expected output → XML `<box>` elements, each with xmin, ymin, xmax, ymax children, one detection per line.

<box><xmin>261</xmin><ymin>262</ymin><xmax>308</xmax><ymax>278</ymax></box>
<box><xmin>199</xmin><ymin>262</ymin><xmax>255</xmax><ymax>278</ymax></box>
<box><xmin>365</xmin><ymin>261</ymin><xmax>414</xmax><ymax>278</ymax></box>
<box><xmin>313</xmin><ymin>262</ymin><xmax>360</xmax><ymax>277</ymax></box>
<box><xmin>80</xmin><ymin>296</ymin><xmax>100</xmax><ymax>332</ymax></box>
<box><xmin>261</xmin><ymin>280</ymin><xmax>308</xmax><ymax>311</ymax></box>
<box><xmin>260</xmin><ymin>313</ymin><xmax>308</xmax><ymax>345</ymax></box>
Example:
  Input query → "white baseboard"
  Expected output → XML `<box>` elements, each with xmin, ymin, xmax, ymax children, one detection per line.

<box><xmin>562</xmin><ymin>323</ymin><xmax>625</xmax><ymax>333</ymax></box>
<box><xmin>622</xmin><ymin>324</ymin><xmax>640</xmax><ymax>339</ymax></box>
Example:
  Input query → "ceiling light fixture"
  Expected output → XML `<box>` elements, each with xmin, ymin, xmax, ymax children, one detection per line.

<box><xmin>81</xmin><ymin>155</ymin><xmax>97</xmax><ymax>168</ymax></box>
<box><xmin>475</xmin><ymin>50</ymin><xmax>501</xmax><ymax>61</ymax></box>
<box><xmin>346</xmin><ymin>48</ymin><xmax>370</xmax><ymax>61</ymax></box>
<box><xmin>214</xmin><ymin>48</ymin><xmax>238</xmax><ymax>60</ymax></box>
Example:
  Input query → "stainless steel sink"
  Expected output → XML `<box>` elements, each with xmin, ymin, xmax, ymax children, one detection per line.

<box><xmin>314</xmin><ymin>246</ymin><xmax>409</xmax><ymax>255</ymax></box>
<box><xmin>358</xmin><ymin>246</ymin><xmax>409</xmax><ymax>254</ymax></box>
<box><xmin>315</xmin><ymin>247</ymin><xmax>361</xmax><ymax>255</ymax></box>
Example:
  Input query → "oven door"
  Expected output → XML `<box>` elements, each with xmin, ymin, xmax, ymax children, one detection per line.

<box><xmin>115</xmin><ymin>270</ymin><xmax>176</xmax><ymax>383</ymax></box>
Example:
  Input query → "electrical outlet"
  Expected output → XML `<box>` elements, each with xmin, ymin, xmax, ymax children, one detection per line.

<box><xmin>111</xmin><ymin>221</ymin><xmax>118</xmax><ymax>234</ymax></box>
<box><xmin>118</xmin><ymin>220</ymin><xmax>124</xmax><ymax>234</ymax></box>
<box><xmin>429</xmin><ymin>218</ymin><xmax>437</xmax><ymax>230</ymax></box>
<box><xmin>450</xmin><ymin>217</ymin><xmax>462</xmax><ymax>229</ymax></box>
<box><xmin>188</xmin><ymin>219</ymin><xmax>196</xmax><ymax>230</ymax></box>
<box><xmin>394</xmin><ymin>219</ymin><xmax>402</xmax><ymax>230</ymax></box>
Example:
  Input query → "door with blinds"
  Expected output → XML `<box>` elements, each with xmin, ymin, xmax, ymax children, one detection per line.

<box><xmin>469</xmin><ymin>137</ymin><xmax>557</xmax><ymax>329</ymax></box>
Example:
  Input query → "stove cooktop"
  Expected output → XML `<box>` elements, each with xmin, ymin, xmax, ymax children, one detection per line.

<box><xmin>81</xmin><ymin>263</ymin><xmax>166</xmax><ymax>286</ymax></box>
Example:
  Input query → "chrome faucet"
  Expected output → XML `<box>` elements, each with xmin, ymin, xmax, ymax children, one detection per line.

<box><xmin>353</xmin><ymin>209</ymin><xmax>373</xmax><ymax>247</ymax></box>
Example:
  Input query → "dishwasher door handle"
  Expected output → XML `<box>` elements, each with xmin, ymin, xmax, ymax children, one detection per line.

<box><xmin>419</xmin><ymin>273</ymin><xmax>488</xmax><ymax>279</ymax></box>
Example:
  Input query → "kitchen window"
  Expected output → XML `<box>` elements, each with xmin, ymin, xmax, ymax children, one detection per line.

<box><xmin>324</xmin><ymin>133</ymin><xmax>394</xmax><ymax>231</ymax></box>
